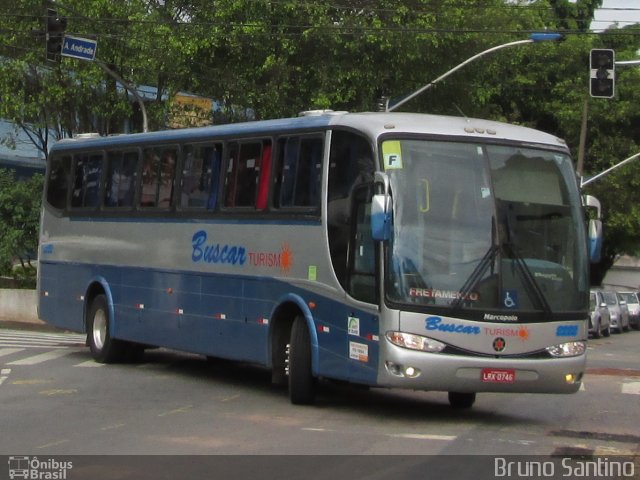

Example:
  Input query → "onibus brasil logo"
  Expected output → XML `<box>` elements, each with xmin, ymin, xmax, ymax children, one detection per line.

<box><xmin>7</xmin><ymin>456</ymin><xmax>73</xmax><ymax>480</ymax></box>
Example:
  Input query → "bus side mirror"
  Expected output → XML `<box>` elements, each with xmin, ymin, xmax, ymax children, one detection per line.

<box><xmin>371</xmin><ymin>171</ymin><xmax>392</xmax><ymax>241</ymax></box>
<box><xmin>371</xmin><ymin>194</ymin><xmax>392</xmax><ymax>241</ymax></box>
<box><xmin>588</xmin><ymin>218</ymin><xmax>602</xmax><ymax>263</ymax></box>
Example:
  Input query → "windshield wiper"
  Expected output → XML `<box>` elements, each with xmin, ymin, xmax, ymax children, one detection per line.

<box><xmin>451</xmin><ymin>243</ymin><xmax>499</xmax><ymax>311</ymax></box>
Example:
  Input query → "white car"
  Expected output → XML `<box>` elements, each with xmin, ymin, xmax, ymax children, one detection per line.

<box><xmin>589</xmin><ymin>290</ymin><xmax>611</xmax><ymax>338</ymax></box>
<box><xmin>617</xmin><ymin>291</ymin><xmax>640</xmax><ymax>330</ymax></box>
<box><xmin>602</xmin><ymin>291</ymin><xmax>630</xmax><ymax>333</ymax></box>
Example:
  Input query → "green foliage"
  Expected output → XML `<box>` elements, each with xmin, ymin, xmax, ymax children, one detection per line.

<box><xmin>1</xmin><ymin>0</ymin><xmax>640</xmax><ymax>282</ymax></box>
<box><xmin>0</xmin><ymin>169</ymin><xmax>43</xmax><ymax>287</ymax></box>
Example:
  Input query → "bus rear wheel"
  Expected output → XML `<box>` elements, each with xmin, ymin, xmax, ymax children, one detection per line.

<box><xmin>288</xmin><ymin>316</ymin><xmax>316</xmax><ymax>405</ymax></box>
<box><xmin>448</xmin><ymin>392</ymin><xmax>476</xmax><ymax>409</ymax></box>
<box><xmin>88</xmin><ymin>294</ymin><xmax>126</xmax><ymax>363</ymax></box>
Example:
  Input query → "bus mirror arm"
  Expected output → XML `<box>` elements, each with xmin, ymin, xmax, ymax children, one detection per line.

<box><xmin>371</xmin><ymin>172</ymin><xmax>393</xmax><ymax>241</ymax></box>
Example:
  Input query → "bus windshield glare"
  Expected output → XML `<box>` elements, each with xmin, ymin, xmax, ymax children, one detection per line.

<box><xmin>383</xmin><ymin>139</ymin><xmax>589</xmax><ymax>316</ymax></box>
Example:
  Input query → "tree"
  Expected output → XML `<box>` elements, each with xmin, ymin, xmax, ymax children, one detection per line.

<box><xmin>0</xmin><ymin>169</ymin><xmax>43</xmax><ymax>287</ymax></box>
<box><xmin>1</xmin><ymin>0</ymin><xmax>640</xmax><ymax>285</ymax></box>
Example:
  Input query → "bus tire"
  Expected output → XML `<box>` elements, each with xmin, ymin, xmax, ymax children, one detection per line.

<box><xmin>288</xmin><ymin>316</ymin><xmax>316</xmax><ymax>405</ymax></box>
<box><xmin>448</xmin><ymin>391</ymin><xmax>476</xmax><ymax>409</ymax></box>
<box><xmin>88</xmin><ymin>294</ymin><xmax>126</xmax><ymax>363</ymax></box>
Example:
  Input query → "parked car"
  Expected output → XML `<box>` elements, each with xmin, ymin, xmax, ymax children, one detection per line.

<box><xmin>617</xmin><ymin>291</ymin><xmax>640</xmax><ymax>330</ymax></box>
<box><xmin>589</xmin><ymin>290</ymin><xmax>611</xmax><ymax>338</ymax></box>
<box><xmin>602</xmin><ymin>290</ymin><xmax>630</xmax><ymax>333</ymax></box>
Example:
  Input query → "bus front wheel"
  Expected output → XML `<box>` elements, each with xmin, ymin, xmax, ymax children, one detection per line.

<box><xmin>448</xmin><ymin>391</ymin><xmax>476</xmax><ymax>409</ymax></box>
<box><xmin>88</xmin><ymin>294</ymin><xmax>126</xmax><ymax>363</ymax></box>
<box><xmin>288</xmin><ymin>316</ymin><xmax>316</xmax><ymax>405</ymax></box>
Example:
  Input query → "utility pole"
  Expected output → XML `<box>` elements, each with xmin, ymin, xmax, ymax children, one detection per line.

<box><xmin>577</xmin><ymin>100</ymin><xmax>588</xmax><ymax>176</ymax></box>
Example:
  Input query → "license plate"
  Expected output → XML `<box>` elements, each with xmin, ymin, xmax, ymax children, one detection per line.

<box><xmin>481</xmin><ymin>368</ymin><xmax>516</xmax><ymax>383</ymax></box>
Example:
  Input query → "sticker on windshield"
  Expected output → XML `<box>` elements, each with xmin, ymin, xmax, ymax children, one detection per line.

<box><xmin>382</xmin><ymin>140</ymin><xmax>403</xmax><ymax>170</ymax></box>
<box><xmin>503</xmin><ymin>290</ymin><xmax>518</xmax><ymax>309</ymax></box>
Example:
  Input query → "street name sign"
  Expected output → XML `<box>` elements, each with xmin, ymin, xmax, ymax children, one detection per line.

<box><xmin>61</xmin><ymin>35</ymin><xmax>97</xmax><ymax>61</ymax></box>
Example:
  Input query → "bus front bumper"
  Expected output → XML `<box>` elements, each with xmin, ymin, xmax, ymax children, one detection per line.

<box><xmin>377</xmin><ymin>342</ymin><xmax>585</xmax><ymax>394</ymax></box>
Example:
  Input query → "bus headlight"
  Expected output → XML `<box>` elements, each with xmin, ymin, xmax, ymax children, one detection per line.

<box><xmin>546</xmin><ymin>341</ymin><xmax>586</xmax><ymax>358</ymax></box>
<box><xmin>386</xmin><ymin>331</ymin><xmax>446</xmax><ymax>353</ymax></box>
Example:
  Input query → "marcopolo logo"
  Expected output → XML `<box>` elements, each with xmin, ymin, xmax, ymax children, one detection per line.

<box><xmin>7</xmin><ymin>456</ymin><xmax>73</xmax><ymax>480</ymax></box>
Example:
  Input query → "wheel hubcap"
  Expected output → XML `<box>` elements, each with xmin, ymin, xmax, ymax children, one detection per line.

<box><xmin>92</xmin><ymin>309</ymin><xmax>107</xmax><ymax>350</ymax></box>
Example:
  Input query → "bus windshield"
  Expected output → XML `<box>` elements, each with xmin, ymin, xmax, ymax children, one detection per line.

<box><xmin>383</xmin><ymin>139</ymin><xmax>588</xmax><ymax>316</ymax></box>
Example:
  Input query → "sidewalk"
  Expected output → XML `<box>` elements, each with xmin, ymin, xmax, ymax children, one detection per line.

<box><xmin>0</xmin><ymin>317</ymin><xmax>66</xmax><ymax>332</ymax></box>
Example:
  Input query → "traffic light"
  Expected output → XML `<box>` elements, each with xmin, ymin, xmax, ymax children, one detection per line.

<box><xmin>45</xmin><ymin>8</ymin><xmax>67</xmax><ymax>62</ymax></box>
<box><xmin>590</xmin><ymin>49</ymin><xmax>615</xmax><ymax>98</ymax></box>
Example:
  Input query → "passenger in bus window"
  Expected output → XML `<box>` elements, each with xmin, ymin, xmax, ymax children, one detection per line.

<box><xmin>141</xmin><ymin>151</ymin><xmax>159</xmax><ymax>207</ymax></box>
<box><xmin>158</xmin><ymin>151</ymin><xmax>176</xmax><ymax>208</ymax></box>
<box><xmin>193</xmin><ymin>180</ymin><xmax>209</xmax><ymax>207</ymax></box>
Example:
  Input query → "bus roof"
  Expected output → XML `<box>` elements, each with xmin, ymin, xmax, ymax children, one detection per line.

<box><xmin>51</xmin><ymin>111</ymin><xmax>568</xmax><ymax>153</ymax></box>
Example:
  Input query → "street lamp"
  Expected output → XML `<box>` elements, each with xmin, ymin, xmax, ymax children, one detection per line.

<box><xmin>581</xmin><ymin>152</ymin><xmax>640</xmax><ymax>188</ymax></box>
<box><xmin>386</xmin><ymin>33</ymin><xmax>564</xmax><ymax>112</ymax></box>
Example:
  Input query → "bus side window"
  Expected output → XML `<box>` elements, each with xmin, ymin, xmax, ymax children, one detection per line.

<box><xmin>141</xmin><ymin>149</ymin><xmax>160</xmax><ymax>207</ymax></box>
<box><xmin>274</xmin><ymin>135</ymin><xmax>323</xmax><ymax>209</ymax></box>
<box><xmin>348</xmin><ymin>185</ymin><xmax>377</xmax><ymax>303</ymax></box>
<box><xmin>46</xmin><ymin>155</ymin><xmax>72</xmax><ymax>211</ymax></box>
<box><xmin>157</xmin><ymin>149</ymin><xmax>177</xmax><ymax>208</ymax></box>
<box><xmin>105</xmin><ymin>150</ymin><xmax>138</xmax><ymax>208</ymax></box>
<box><xmin>303</xmin><ymin>137</ymin><xmax>323</xmax><ymax>207</ymax></box>
<box><xmin>140</xmin><ymin>146</ymin><xmax>177</xmax><ymax>209</ymax></box>
<box><xmin>224</xmin><ymin>141</ymin><xmax>263</xmax><ymax>208</ymax></box>
<box><xmin>71</xmin><ymin>152</ymin><xmax>104</xmax><ymax>209</ymax></box>
<box><xmin>180</xmin><ymin>143</ymin><xmax>222</xmax><ymax>210</ymax></box>
<box><xmin>256</xmin><ymin>141</ymin><xmax>272</xmax><ymax>210</ymax></box>
<box><xmin>327</xmin><ymin>130</ymin><xmax>375</xmax><ymax>290</ymax></box>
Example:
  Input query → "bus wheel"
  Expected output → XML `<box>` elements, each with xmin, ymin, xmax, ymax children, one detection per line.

<box><xmin>288</xmin><ymin>316</ymin><xmax>316</xmax><ymax>405</ymax></box>
<box><xmin>88</xmin><ymin>294</ymin><xmax>126</xmax><ymax>363</ymax></box>
<box><xmin>448</xmin><ymin>392</ymin><xmax>476</xmax><ymax>409</ymax></box>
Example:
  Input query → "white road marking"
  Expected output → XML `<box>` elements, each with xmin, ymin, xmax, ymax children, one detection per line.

<box><xmin>0</xmin><ymin>348</ymin><xmax>26</xmax><ymax>357</ymax></box>
<box><xmin>621</xmin><ymin>381</ymin><xmax>640</xmax><ymax>395</ymax></box>
<box><xmin>0</xmin><ymin>330</ymin><xmax>85</xmax><ymax>349</ymax></box>
<box><xmin>7</xmin><ymin>349</ymin><xmax>75</xmax><ymax>366</ymax></box>
<box><xmin>0</xmin><ymin>368</ymin><xmax>10</xmax><ymax>386</ymax></box>
<box><xmin>387</xmin><ymin>433</ymin><xmax>457</xmax><ymax>441</ymax></box>
<box><xmin>74</xmin><ymin>360</ymin><xmax>104</xmax><ymax>368</ymax></box>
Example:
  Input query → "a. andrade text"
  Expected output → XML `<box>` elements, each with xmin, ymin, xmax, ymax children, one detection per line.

<box><xmin>495</xmin><ymin>457</ymin><xmax>635</xmax><ymax>478</ymax></box>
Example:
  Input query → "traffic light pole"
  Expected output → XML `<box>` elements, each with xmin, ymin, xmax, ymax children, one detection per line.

<box><xmin>96</xmin><ymin>61</ymin><xmax>149</xmax><ymax>133</ymax></box>
<box><xmin>580</xmin><ymin>57</ymin><xmax>638</xmax><ymax>181</ymax></box>
<box><xmin>43</xmin><ymin>2</ymin><xmax>149</xmax><ymax>133</ymax></box>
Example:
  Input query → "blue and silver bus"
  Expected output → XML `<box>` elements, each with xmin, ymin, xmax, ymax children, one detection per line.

<box><xmin>38</xmin><ymin>111</ymin><xmax>593</xmax><ymax>407</ymax></box>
